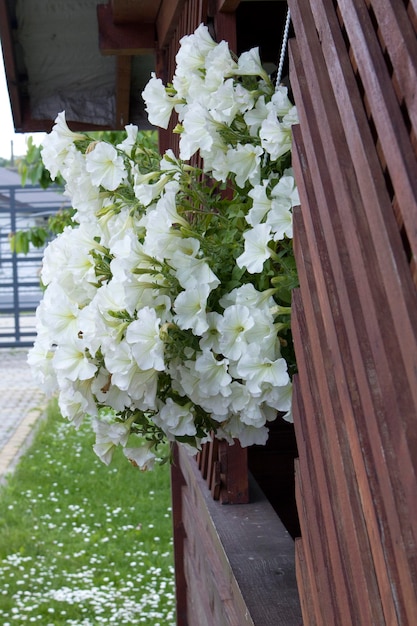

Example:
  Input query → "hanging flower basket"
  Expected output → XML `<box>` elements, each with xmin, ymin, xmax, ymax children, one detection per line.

<box><xmin>29</xmin><ymin>23</ymin><xmax>299</xmax><ymax>471</ymax></box>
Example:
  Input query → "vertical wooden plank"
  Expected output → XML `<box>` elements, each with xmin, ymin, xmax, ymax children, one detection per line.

<box><xmin>218</xmin><ymin>440</ymin><xmax>248</xmax><ymax>504</ymax></box>
<box><xmin>156</xmin><ymin>0</ymin><xmax>187</xmax><ymax>50</ymax></box>
<box><xmin>115</xmin><ymin>56</ymin><xmax>131</xmax><ymax>128</ymax></box>
<box><xmin>171</xmin><ymin>444</ymin><xmax>188</xmax><ymax>626</ymax></box>
<box><xmin>295</xmin><ymin>536</ymin><xmax>317</xmax><ymax>626</ymax></box>
<box><xmin>336</xmin><ymin>0</ymin><xmax>417</xmax><ymax>267</ymax></box>
<box><xmin>289</xmin><ymin>0</ymin><xmax>417</xmax><ymax>621</ymax></box>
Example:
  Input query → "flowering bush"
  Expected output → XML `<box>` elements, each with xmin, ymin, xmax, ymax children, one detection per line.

<box><xmin>29</xmin><ymin>24</ymin><xmax>299</xmax><ymax>470</ymax></box>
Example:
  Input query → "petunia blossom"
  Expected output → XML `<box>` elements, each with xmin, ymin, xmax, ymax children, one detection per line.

<box><xmin>86</xmin><ymin>142</ymin><xmax>126</xmax><ymax>191</ymax></box>
<box><xmin>236</xmin><ymin>223</ymin><xmax>273</xmax><ymax>274</ymax></box>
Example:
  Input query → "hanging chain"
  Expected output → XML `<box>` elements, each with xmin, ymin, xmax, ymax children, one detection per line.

<box><xmin>276</xmin><ymin>7</ymin><xmax>291</xmax><ymax>89</ymax></box>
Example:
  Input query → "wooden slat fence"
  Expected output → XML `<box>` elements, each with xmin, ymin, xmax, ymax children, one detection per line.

<box><xmin>288</xmin><ymin>0</ymin><xmax>417</xmax><ymax>623</ymax></box>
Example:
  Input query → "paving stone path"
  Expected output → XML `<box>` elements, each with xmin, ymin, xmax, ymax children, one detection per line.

<box><xmin>0</xmin><ymin>348</ymin><xmax>46</xmax><ymax>482</ymax></box>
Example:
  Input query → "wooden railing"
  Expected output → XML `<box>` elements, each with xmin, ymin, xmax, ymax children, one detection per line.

<box><xmin>196</xmin><ymin>439</ymin><xmax>249</xmax><ymax>504</ymax></box>
<box><xmin>288</xmin><ymin>0</ymin><xmax>417</xmax><ymax>623</ymax></box>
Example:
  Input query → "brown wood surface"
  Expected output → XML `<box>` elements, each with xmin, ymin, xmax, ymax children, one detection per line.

<box><xmin>0</xmin><ymin>0</ymin><xmax>22</xmax><ymax>130</ymax></box>
<box><xmin>110</xmin><ymin>0</ymin><xmax>162</xmax><ymax>24</ymax></box>
<box><xmin>156</xmin><ymin>0</ymin><xmax>189</xmax><ymax>51</ymax></box>
<box><xmin>115</xmin><ymin>56</ymin><xmax>131</xmax><ymax>129</ymax></box>
<box><xmin>97</xmin><ymin>3</ymin><xmax>156</xmax><ymax>54</ymax></box>
<box><xmin>337</xmin><ymin>0</ymin><xmax>417</xmax><ymax>269</ymax></box>
<box><xmin>173</xmin><ymin>443</ymin><xmax>302</xmax><ymax>626</ymax></box>
<box><xmin>288</xmin><ymin>0</ymin><xmax>417</xmax><ymax>623</ymax></box>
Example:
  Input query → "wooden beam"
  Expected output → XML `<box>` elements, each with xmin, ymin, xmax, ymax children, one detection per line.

<box><xmin>156</xmin><ymin>0</ymin><xmax>187</xmax><ymax>50</ymax></box>
<box><xmin>115</xmin><ymin>56</ymin><xmax>132</xmax><ymax>129</ymax></box>
<box><xmin>211</xmin><ymin>0</ymin><xmax>241</xmax><ymax>12</ymax></box>
<box><xmin>97</xmin><ymin>3</ymin><xmax>156</xmax><ymax>55</ymax></box>
<box><xmin>0</xmin><ymin>0</ymin><xmax>23</xmax><ymax>131</ymax></box>
<box><xmin>110</xmin><ymin>0</ymin><xmax>162</xmax><ymax>24</ymax></box>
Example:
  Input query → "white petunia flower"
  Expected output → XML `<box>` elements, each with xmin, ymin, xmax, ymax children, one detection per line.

<box><xmin>104</xmin><ymin>341</ymin><xmax>158</xmax><ymax>410</ymax></box>
<box><xmin>244</xmin><ymin>95</ymin><xmax>269</xmax><ymax>137</ymax></box>
<box><xmin>194</xmin><ymin>351</ymin><xmax>232</xmax><ymax>397</ymax></box>
<box><xmin>41</xmin><ymin>111</ymin><xmax>85</xmax><ymax>179</ymax></box>
<box><xmin>175</xmin><ymin>23</ymin><xmax>217</xmax><ymax>78</ymax></box>
<box><xmin>142</xmin><ymin>73</ymin><xmax>179</xmax><ymax>129</ymax></box>
<box><xmin>218</xmin><ymin>304</ymin><xmax>254</xmax><ymax>361</ymax></box>
<box><xmin>126</xmin><ymin>308</ymin><xmax>165</xmax><ymax>371</ymax></box>
<box><xmin>199</xmin><ymin>311</ymin><xmax>223</xmax><ymax>353</ymax></box>
<box><xmin>246</xmin><ymin>181</ymin><xmax>272</xmax><ymax>226</ymax></box>
<box><xmin>236</xmin><ymin>223</ymin><xmax>273</xmax><ymax>274</ymax></box>
<box><xmin>172</xmin><ymin>253</ymin><xmax>220</xmax><ymax>291</ymax></box>
<box><xmin>133</xmin><ymin>171</ymin><xmax>170</xmax><ymax>206</ymax></box>
<box><xmin>224</xmin><ymin>417</ymin><xmax>269</xmax><ymax>447</ymax></box>
<box><xmin>204</xmin><ymin>41</ymin><xmax>237</xmax><ymax>92</ymax></box>
<box><xmin>93</xmin><ymin>417</ymin><xmax>131</xmax><ymax>446</ymax></box>
<box><xmin>154</xmin><ymin>399</ymin><xmax>197</xmax><ymax>439</ymax></box>
<box><xmin>86</xmin><ymin>142</ymin><xmax>126</xmax><ymax>191</ymax></box>
<box><xmin>266</xmin><ymin>198</ymin><xmax>293</xmax><ymax>240</ymax></box>
<box><xmin>282</xmin><ymin>106</ymin><xmax>299</xmax><ymax>129</ymax></box>
<box><xmin>174</xmin><ymin>285</ymin><xmax>210</xmax><ymax>335</ymax></box>
<box><xmin>271</xmin><ymin>171</ymin><xmax>300</xmax><ymax>207</ymax></box>
<box><xmin>261</xmin><ymin>380</ymin><xmax>293</xmax><ymax>417</ymax></box>
<box><xmin>208</xmin><ymin>79</ymin><xmax>242</xmax><ymax>124</ymax></box>
<box><xmin>226</xmin><ymin>143</ymin><xmax>263</xmax><ymax>188</ymax></box>
<box><xmin>220</xmin><ymin>283</ymin><xmax>275</xmax><ymax>312</ymax></box>
<box><xmin>180</xmin><ymin>103</ymin><xmax>218</xmax><ymax>160</ymax></box>
<box><xmin>58</xmin><ymin>378</ymin><xmax>97</xmax><ymax>424</ymax></box>
<box><xmin>233</xmin><ymin>47</ymin><xmax>269</xmax><ymax>81</ymax></box>
<box><xmin>40</xmin><ymin>283</ymin><xmax>80</xmax><ymax>343</ymax></box>
<box><xmin>259</xmin><ymin>111</ymin><xmax>292</xmax><ymax>160</ymax></box>
<box><xmin>28</xmin><ymin>330</ymin><xmax>57</xmax><ymax>394</ymax></box>
<box><xmin>53</xmin><ymin>337</ymin><xmax>97</xmax><ymax>382</ymax></box>
<box><xmin>236</xmin><ymin>344</ymin><xmax>290</xmax><ymax>394</ymax></box>
<box><xmin>62</xmin><ymin>149</ymin><xmax>103</xmax><ymax>221</ymax></box>
<box><xmin>270</xmin><ymin>86</ymin><xmax>294</xmax><ymax>117</ymax></box>
<box><xmin>117</xmin><ymin>123</ymin><xmax>138</xmax><ymax>155</ymax></box>
<box><xmin>123</xmin><ymin>446</ymin><xmax>156</xmax><ymax>471</ymax></box>
<box><xmin>92</xmin><ymin>367</ymin><xmax>132</xmax><ymax>412</ymax></box>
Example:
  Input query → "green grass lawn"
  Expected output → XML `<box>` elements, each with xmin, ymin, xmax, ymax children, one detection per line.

<box><xmin>0</xmin><ymin>401</ymin><xmax>176</xmax><ymax>625</ymax></box>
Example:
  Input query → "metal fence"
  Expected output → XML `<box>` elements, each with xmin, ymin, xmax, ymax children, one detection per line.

<box><xmin>0</xmin><ymin>183</ymin><xmax>68</xmax><ymax>347</ymax></box>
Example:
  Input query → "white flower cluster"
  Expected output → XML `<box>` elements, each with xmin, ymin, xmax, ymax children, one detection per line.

<box><xmin>29</xmin><ymin>24</ymin><xmax>298</xmax><ymax>470</ymax></box>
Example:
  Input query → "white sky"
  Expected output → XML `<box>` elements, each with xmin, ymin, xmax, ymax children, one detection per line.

<box><xmin>0</xmin><ymin>39</ymin><xmax>45</xmax><ymax>160</ymax></box>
